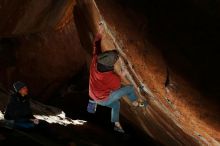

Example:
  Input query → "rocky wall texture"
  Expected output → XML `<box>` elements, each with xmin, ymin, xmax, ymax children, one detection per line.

<box><xmin>0</xmin><ymin>0</ymin><xmax>75</xmax><ymax>36</ymax></box>
<box><xmin>0</xmin><ymin>0</ymin><xmax>219</xmax><ymax>145</ymax></box>
<box><xmin>75</xmin><ymin>0</ymin><xmax>220</xmax><ymax>145</ymax></box>
<box><xmin>0</xmin><ymin>0</ymin><xmax>88</xmax><ymax>101</ymax></box>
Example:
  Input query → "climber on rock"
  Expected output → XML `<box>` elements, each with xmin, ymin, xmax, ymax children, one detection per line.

<box><xmin>89</xmin><ymin>22</ymin><xmax>147</xmax><ymax>133</ymax></box>
<box><xmin>4</xmin><ymin>81</ymin><xmax>41</xmax><ymax>130</ymax></box>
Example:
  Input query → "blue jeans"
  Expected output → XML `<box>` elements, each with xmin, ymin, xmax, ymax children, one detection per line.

<box><xmin>97</xmin><ymin>85</ymin><xmax>137</xmax><ymax>123</ymax></box>
<box><xmin>14</xmin><ymin>119</ymin><xmax>35</xmax><ymax>129</ymax></box>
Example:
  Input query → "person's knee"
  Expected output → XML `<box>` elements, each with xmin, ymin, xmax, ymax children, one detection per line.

<box><xmin>124</xmin><ymin>85</ymin><xmax>135</xmax><ymax>94</ymax></box>
<box><xmin>124</xmin><ymin>84</ymin><xmax>133</xmax><ymax>90</ymax></box>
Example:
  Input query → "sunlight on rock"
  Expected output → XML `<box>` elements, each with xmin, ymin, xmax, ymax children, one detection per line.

<box><xmin>34</xmin><ymin>111</ymin><xmax>87</xmax><ymax>126</ymax></box>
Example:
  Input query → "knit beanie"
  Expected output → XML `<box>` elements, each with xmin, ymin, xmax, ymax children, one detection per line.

<box><xmin>13</xmin><ymin>81</ymin><xmax>27</xmax><ymax>92</ymax></box>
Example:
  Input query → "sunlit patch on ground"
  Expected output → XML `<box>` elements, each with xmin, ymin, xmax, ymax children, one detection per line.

<box><xmin>0</xmin><ymin>110</ymin><xmax>86</xmax><ymax>126</ymax></box>
<box><xmin>34</xmin><ymin>111</ymin><xmax>87</xmax><ymax>126</ymax></box>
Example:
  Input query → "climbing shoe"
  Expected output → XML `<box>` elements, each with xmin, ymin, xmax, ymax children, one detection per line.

<box><xmin>114</xmin><ymin>126</ymin><xmax>125</xmax><ymax>133</ymax></box>
<box><xmin>138</xmin><ymin>100</ymin><xmax>148</xmax><ymax>107</ymax></box>
<box><xmin>131</xmin><ymin>100</ymin><xmax>148</xmax><ymax>110</ymax></box>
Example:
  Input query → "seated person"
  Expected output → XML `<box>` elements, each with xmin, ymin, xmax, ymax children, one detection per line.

<box><xmin>4</xmin><ymin>81</ymin><xmax>39</xmax><ymax>129</ymax></box>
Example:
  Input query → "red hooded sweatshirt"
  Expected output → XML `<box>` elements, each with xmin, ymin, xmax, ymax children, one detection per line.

<box><xmin>89</xmin><ymin>33</ymin><xmax>121</xmax><ymax>101</ymax></box>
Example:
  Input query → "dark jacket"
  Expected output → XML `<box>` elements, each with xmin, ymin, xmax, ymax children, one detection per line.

<box><xmin>4</xmin><ymin>93</ymin><xmax>34</xmax><ymax>121</ymax></box>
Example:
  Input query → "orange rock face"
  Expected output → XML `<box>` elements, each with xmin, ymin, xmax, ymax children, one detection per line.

<box><xmin>0</xmin><ymin>0</ymin><xmax>75</xmax><ymax>36</ymax></box>
<box><xmin>75</xmin><ymin>0</ymin><xmax>220</xmax><ymax>145</ymax></box>
<box><xmin>0</xmin><ymin>0</ymin><xmax>88</xmax><ymax>101</ymax></box>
